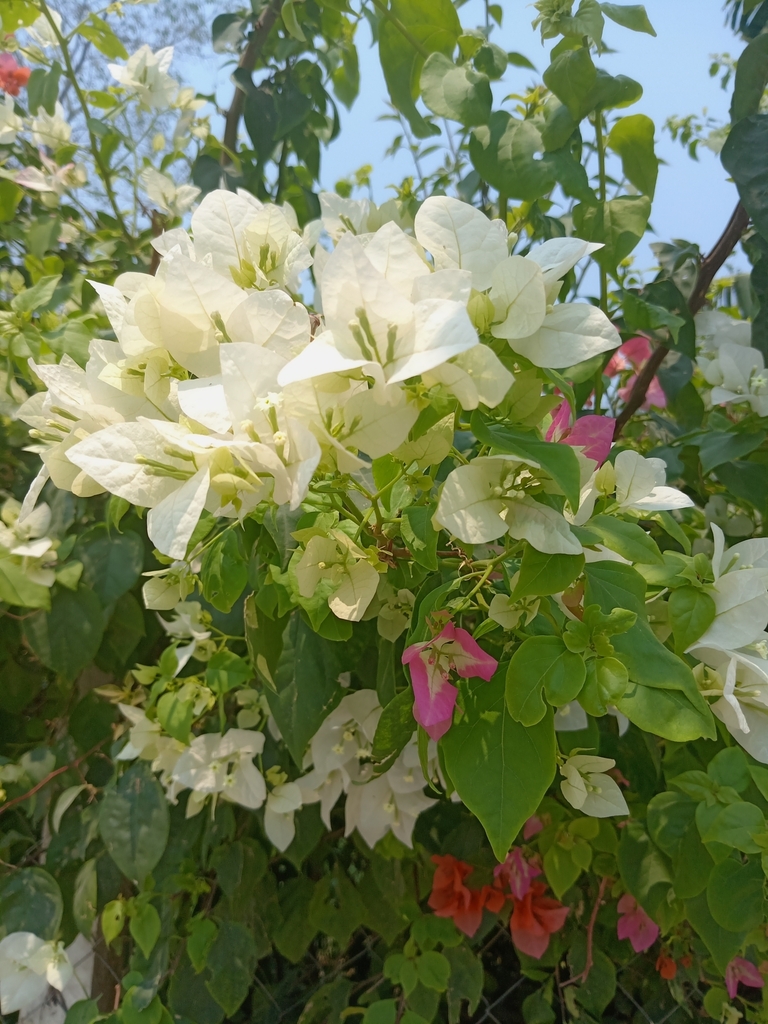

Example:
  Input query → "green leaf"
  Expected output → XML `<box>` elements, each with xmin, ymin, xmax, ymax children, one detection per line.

<box><xmin>696</xmin><ymin>801</ymin><xmax>764</xmax><ymax>854</ymax></box>
<box><xmin>470</xmin><ymin>113</ymin><xmax>557</xmax><ymax>202</ymax></box>
<box><xmin>24</xmin><ymin>587</ymin><xmax>104</xmax><ymax>682</ymax></box>
<box><xmin>573</xmin><ymin>196</ymin><xmax>651</xmax><ymax>275</ymax></box>
<box><xmin>607</xmin><ymin>114</ymin><xmax>658</xmax><ymax>198</ymax></box>
<box><xmin>378</xmin><ymin>0</ymin><xmax>461</xmax><ymax>139</ymax></box>
<box><xmin>281</xmin><ymin>0</ymin><xmax>306</xmax><ymax>40</ymax></box>
<box><xmin>473</xmin><ymin>42</ymin><xmax>508</xmax><ymax>79</ymax></box>
<box><xmin>668</xmin><ymin>586</ymin><xmax>716</xmax><ymax>654</ymax></box>
<box><xmin>444</xmin><ymin>946</ymin><xmax>483</xmax><ymax>1024</ymax></box>
<box><xmin>709</xmin><ymin>748</ymin><xmax>750</xmax><ymax>792</ymax></box>
<box><xmin>74</xmin><ymin>524</ymin><xmax>144</xmax><ymax>605</ymax></box>
<box><xmin>73</xmin><ymin>859</ymin><xmax>97</xmax><ymax>937</ymax></box>
<box><xmin>617</xmin><ymin>821</ymin><xmax>672</xmax><ymax>915</ymax></box>
<box><xmin>698</xmin><ymin>430</ymin><xmax>766</xmax><ymax>472</ymax></box>
<box><xmin>64</xmin><ymin>1001</ymin><xmax>102</xmax><ymax>1024</ymax></box>
<box><xmin>205</xmin><ymin>651</ymin><xmax>252</xmax><ymax>694</ymax></box>
<box><xmin>600</xmin><ymin>3</ymin><xmax>656</xmax><ymax>35</ymax></box>
<box><xmin>265</xmin><ymin>613</ymin><xmax>343</xmax><ymax>766</ymax></box>
<box><xmin>731</xmin><ymin>32</ymin><xmax>768</xmax><ymax>123</ymax></box>
<box><xmin>416</xmin><ymin>951</ymin><xmax>451</xmax><ymax>992</ymax></box>
<box><xmin>130</xmin><ymin>902</ymin><xmax>161</xmax><ymax>958</ymax></box>
<box><xmin>364</xmin><ymin>1002</ymin><xmax>397</xmax><ymax>1024</ymax></box>
<box><xmin>543</xmin><ymin>843</ymin><xmax>581</xmax><ymax>898</ymax></box>
<box><xmin>722</xmin><ymin>114</ymin><xmax>768</xmax><ymax>240</ymax></box>
<box><xmin>569</xmin><ymin>932</ymin><xmax>616</xmax><ymax>1017</ymax></box>
<box><xmin>274</xmin><ymin>876</ymin><xmax>317</xmax><ymax>962</ymax></box>
<box><xmin>587</xmin><ymin>515</ymin><xmax>663</xmax><ymax>564</ymax></box>
<box><xmin>0</xmin><ymin>555</ymin><xmax>51</xmax><ymax>610</ymax></box>
<box><xmin>0</xmin><ymin>180</ymin><xmax>23</xmax><ymax>223</ymax></box>
<box><xmin>187</xmin><ymin>918</ymin><xmax>217</xmax><ymax>974</ymax></box>
<box><xmin>101</xmin><ymin>901</ymin><xmax>125</xmax><ymax>946</ymax></box>
<box><xmin>77</xmin><ymin>14</ymin><xmax>128</xmax><ymax>59</ymax></box>
<box><xmin>716</xmin><ymin>460</ymin><xmax>768</xmax><ymax>513</ymax></box>
<box><xmin>201</xmin><ymin>530</ymin><xmax>248</xmax><ymax>612</ymax></box>
<box><xmin>622</xmin><ymin>291</ymin><xmax>688</xmax><ymax>350</ymax></box>
<box><xmin>686</xmin><ymin>891</ymin><xmax>747</xmax><ymax>973</ymax></box>
<box><xmin>513</xmin><ymin>549</ymin><xmax>584</xmax><ymax>598</ymax></box>
<box><xmin>471</xmin><ymin>412</ymin><xmax>581</xmax><ymax>509</ymax></box>
<box><xmin>0</xmin><ymin>867</ymin><xmax>63</xmax><ymax>940</ymax></box>
<box><xmin>371</xmin><ymin>687</ymin><xmax>416</xmax><ymax>769</ymax></box>
<box><xmin>401</xmin><ymin>505</ymin><xmax>439</xmax><ymax>571</ymax></box>
<box><xmin>99</xmin><ymin>761</ymin><xmax>170</xmax><ymax>882</ymax></box>
<box><xmin>309</xmin><ymin>864</ymin><xmax>366</xmax><ymax>944</ymax></box>
<box><xmin>1</xmin><ymin>1</ymin><xmax>40</xmax><ymax>30</ymax></box>
<box><xmin>617</xmin><ymin>682</ymin><xmax>715</xmax><ymax>742</ymax></box>
<box><xmin>707</xmin><ymin>857</ymin><xmax>764</xmax><ymax>933</ymax></box>
<box><xmin>204</xmin><ymin>921</ymin><xmax>258</xmax><ymax>1016</ymax></box>
<box><xmin>442</xmin><ymin>670</ymin><xmax>556</xmax><ymax>861</ymax></box>
<box><xmin>543</xmin><ymin>47</ymin><xmax>597</xmax><ymax>120</ymax></box>
<box><xmin>506</xmin><ymin>637</ymin><xmax>585</xmax><ymax>725</ymax></box>
<box><xmin>26</xmin><ymin>63</ymin><xmax>62</xmax><ymax>117</ymax></box>
<box><xmin>12</xmin><ymin>274</ymin><xmax>61</xmax><ymax>313</ymax></box>
<box><xmin>420</xmin><ymin>53</ymin><xmax>492</xmax><ymax>126</ymax></box>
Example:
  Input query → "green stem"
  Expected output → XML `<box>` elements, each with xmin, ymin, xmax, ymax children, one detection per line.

<box><xmin>498</xmin><ymin>193</ymin><xmax>508</xmax><ymax>225</ymax></box>
<box><xmin>368</xmin><ymin>0</ymin><xmax>430</xmax><ymax>59</ymax></box>
<box><xmin>38</xmin><ymin>0</ymin><xmax>130</xmax><ymax>239</ymax></box>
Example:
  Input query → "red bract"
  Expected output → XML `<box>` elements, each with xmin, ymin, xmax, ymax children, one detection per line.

<box><xmin>510</xmin><ymin>881</ymin><xmax>569</xmax><ymax>959</ymax></box>
<box><xmin>428</xmin><ymin>854</ymin><xmax>504</xmax><ymax>938</ymax></box>
<box><xmin>656</xmin><ymin>955</ymin><xmax>677</xmax><ymax>980</ymax></box>
<box><xmin>0</xmin><ymin>54</ymin><xmax>31</xmax><ymax>96</ymax></box>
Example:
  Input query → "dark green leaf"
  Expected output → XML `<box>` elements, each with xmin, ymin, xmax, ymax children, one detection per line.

<box><xmin>732</xmin><ymin>31</ymin><xmax>768</xmax><ymax>123</ymax></box>
<box><xmin>470</xmin><ymin>113</ymin><xmax>557</xmax><ymax>202</ymax></box>
<box><xmin>444</xmin><ymin>945</ymin><xmax>483</xmax><ymax>1024</ymax></box>
<box><xmin>420</xmin><ymin>53</ymin><xmax>492</xmax><ymax>126</ymax></box>
<box><xmin>371</xmin><ymin>687</ymin><xmax>416</xmax><ymax>769</ymax></box>
<box><xmin>600</xmin><ymin>3</ymin><xmax>656</xmax><ymax>35</ymax></box>
<box><xmin>506</xmin><ymin>637</ymin><xmax>585</xmax><ymax>725</ymax></box>
<box><xmin>587</xmin><ymin>515</ymin><xmax>662</xmax><ymax>564</ymax></box>
<box><xmin>707</xmin><ymin>856</ymin><xmax>764</xmax><ymax>932</ymax></box>
<box><xmin>722</xmin><ymin>114</ymin><xmax>768</xmax><ymax>240</ymax></box>
<box><xmin>607</xmin><ymin>114</ymin><xmax>658</xmax><ymax>198</ymax></box>
<box><xmin>309</xmin><ymin>864</ymin><xmax>366</xmax><ymax>944</ymax></box>
<box><xmin>99</xmin><ymin>761</ymin><xmax>170</xmax><ymax>882</ymax></box>
<box><xmin>24</xmin><ymin>587</ymin><xmax>104</xmax><ymax>682</ymax></box>
<box><xmin>573</xmin><ymin>196</ymin><xmax>651</xmax><ymax>275</ymax></box>
<box><xmin>75</xmin><ymin>524</ymin><xmax>144</xmax><ymax>605</ymax></box>
<box><xmin>698</xmin><ymin>430</ymin><xmax>766</xmax><ymax>472</ymax></box>
<box><xmin>402</xmin><ymin>505</ymin><xmax>439</xmax><ymax>570</ymax></box>
<box><xmin>205</xmin><ymin>921</ymin><xmax>259</xmax><ymax>1016</ymax></box>
<box><xmin>686</xmin><ymin>890</ymin><xmax>747</xmax><ymax>973</ymax></box>
<box><xmin>668</xmin><ymin>586</ymin><xmax>716</xmax><ymax>654</ymax></box>
<box><xmin>201</xmin><ymin>530</ymin><xmax>248</xmax><ymax>613</ymax></box>
<box><xmin>513</xmin><ymin>549</ymin><xmax>584</xmax><ymax>598</ymax></box>
<box><xmin>543</xmin><ymin>47</ymin><xmax>597</xmax><ymax>120</ymax></box>
<box><xmin>0</xmin><ymin>868</ymin><xmax>63</xmax><ymax>940</ymax></box>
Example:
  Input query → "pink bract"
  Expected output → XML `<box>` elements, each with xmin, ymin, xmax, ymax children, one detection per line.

<box><xmin>402</xmin><ymin>621</ymin><xmax>498</xmax><ymax>741</ymax></box>
<box><xmin>725</xmin><ymin>957</ymin><xmax>765</xmax><ymax>1000</ymax></box>
<box><xmin>616</xmin><ymin>894</ymin><xmax>660</xmax><ymax>953</ymax></box>
<box><xmin>523</xmin><ymin>815</ymin><xmax>545</xmax><ymax>840</ymax></box>
<box><xmin>546</xmin><ymin>400</ymin><xmax>614</xmax><ymax>466</ymax></box>
<box><xmin>494</xmin><ymin>847</ymin><xmax>541</xmax><ymax>900</ymax></box>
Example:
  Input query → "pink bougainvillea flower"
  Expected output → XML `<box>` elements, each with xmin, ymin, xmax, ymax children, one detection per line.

<box><xmin>402</xmin><ymin>621</ymin><xmax>497</xmax><ymax>741</ymax></box>
<box><xmin>605</xmin><ymin>336</ymin><xmax>667</xmax><ymax>411</ymax></box>
<box><xmin>523</xmin><ymin>815</ymin><xmax>545</xmax><ymax>840</ymax></box>
<box><xmin>616</xmin><ymin>894</ymin><xmax>659</xmax><ymax>953</ymax></box>
<box><xmin>510</xmin><ymin>881</ymin><xmax>569</xmax><ymax>959</ymax></box>
<box><xmin>494</xmin><ymin>847</ymin><xmax>541</xmax><ymax>900</ymax></box>
<box><xmin>725</xmin><ymin>957</ymin><xmax>765</xmax><ymax>1000</ymax></box>
<box><xmin>0</xmin><ymin>54</ymin><xmax>31</xmax><ymax>96</ymax></box>
<box><xmin>546</xmin><ymin>400</ymin><xmax>614</xmax><ymax>467</ymax></box>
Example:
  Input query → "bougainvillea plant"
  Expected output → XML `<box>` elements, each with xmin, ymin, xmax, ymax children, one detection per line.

<box><xmin>4</xmin><ymin>1</ymin><xmax>768</xmax><ymax>1023</ymax></box>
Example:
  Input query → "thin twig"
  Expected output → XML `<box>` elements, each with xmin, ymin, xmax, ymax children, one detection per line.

<box><xmin>561</xmin><ymin>876</ymin><xmax>610</xmax><ymax>988</ymax></box>
<box><xmin>614</xmin><ymin>201</ymin><xmax>749</xmax><ymax>437</ymax></box>
<box><xmin>221</xmin><ymin>0</ymin><xmax>284</xmax><ymax>165</ymax></box>
<box><xmin>0</xmin><ymin>739</ymin><xmax>106</xmax><ymax>817</ymax></box>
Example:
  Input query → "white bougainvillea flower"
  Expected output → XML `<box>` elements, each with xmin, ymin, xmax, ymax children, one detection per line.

<box><xmin>0</xmin><ymin>497</ymin><xmax>57</xmax><ymax>586</ymax></box>
<box><xmin>490</xmin><ymin>256</ymin><xmax>547</xmax><ymax>340</ymax></box>
<box><xmin>527</xmin><ymin>237</ymin><xmax>604</xmax><ymax>300</ymax></box>
<box><xmin>694</xmin><ymin>524</ymin><xmax>768</xmax><ymax>651</ymax></box>
<box><xmin>344</xmin><ymin>760</ymin><xmax>435</xmax><ymax>849</ymax></box>
<box><xmin>31</xmin><ymin>101</ymin><xmax>71</xmax><ymax>149</ymax></box>
<box><xmin>377</xmin><ymin>586</ymin><xmax>415</xmax><ymax>642</ymax></box>
<box><xmin>695</xmin><ymin>309</ymin><xmax>752</xmax><ymax>354</ymax></box>
<box><xmin>172</xmin><ymin>729</ymin><xmax>266</xmax><ymax>813</ymax></box>
<box><xmin>264</xmin><ymin>780</ymin><xmax>303</xmax><ymax>851</ymax></box>
<box><xmin>572</xmin><ymin>450</ymin><xmax>693</xmax><ymax>526</ymax></box>
<box><xmin>142</xmin><ymin>560</ymin><xmax>196</xmax><ymax>610</ymax></box>
<box><xmin>25</xmin><ymin>8</ymin><xmax>63</xmax><ymax>49</ymax></box>
<box><xmin>422</xmin><ymin>344</ymin><xmax>514</xmax><ymax>410</ymax></box>
<box><xmin>435</xmin><ymin>456</ymin><xmax>582</xmax><ymax>554</ymax></box>
<box><xmin>0</xmin><ymin>94</ymin><xmax>23</xmax><ymax>145</ymax></box>
<box><xmin>307</xmin><ymin>689</ymin><xmax>381</xmax><ymax>777</ymax></box>
<box><xmin>140</xmin><ymin>167</ymin><xmax>200</xmax><ymax>217</ymax></box>
<box><xmin>559</xmin><ymin>755</ymin><xmax>629</xmax><ymax>817</ymax></box>
<box><xmin>295</xmin><ymin>531</ymin><xmax>380</xmax><ymax>621</ymax></box>
<box><xmin>414</xmin><ymin>195</ymin><xmax>508</xmax><ymax>291</ymax></box>
<box><xmin>116</xmin><ymin>704</ymin><xmax>164</xmax><ymax>761</ymax></box>
<box><xmin>318</xmin><ymin>191</ymin><xmax>373</xmax><ymax>242</ymax></box>
<box><xmin>0</xmin><ymin>933</ymin><xmax>72</xmax><ymax>1015</ymax></box>
<box><xmin>692</xmin><ymin>645</ymin><xmax>768</xmax><ymax>762</ymax></box>
<box><xmin>508</xmin><ymin>303</ymin><xmax>621</xmax><ymax>370</ymax></box>
<box><xmin>159</xmin><ymin>600</ymin><xmax>212</xmax><ymax>670</ymax></box>
<box><xmin>242</xmin><ymin>205</ymin><xmax>313</xmax><ymax>292</ymax></box>
<box><xmin>278</xmin><ymin>229</ymin><xmax>478</xmax><ymax>386</ymax></box>
<box><xmin>699</xmin><ymin>342</ymin><xmax>768</xmax><ymax>417</ymax></box>
<box><xmin>108</xmin><ymin>45</ymin><xmax>179</xmax><ymax>109</ymax></box>
<box><xmin>554</xmin><ymin>701</ymin><xmax>589</xmax><ymax>732</ymax></box>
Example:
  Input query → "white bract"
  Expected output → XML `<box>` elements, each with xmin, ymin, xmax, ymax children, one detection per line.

<box><xmin>171</xmin><ymin>729</ymin><xmax>266</xmax><ymax>816</ymax></box>
<box><xmin>31</xmin><ymin>102</ymin><xmax>71</xmax><ymax>149</ymax></box>
<box><xmin>572</xmin><ymin>449</ymin><xmax>694</xmax><ymax>526</ymax></box>
<box><xmin>559</xmin><ymin>754</ymin><xmax>629</xmax><ymax>817</ymax></box>
<box><xmin>0</xmin><ymin>933</ymin><xmax>72</xmax><ymax>1015</ymax></box>
<box><xmin>0</xmin><ymin>94</ymin><xmax>22</xmax><ymax>145</ymax></box>
<box><xmin>108</xmin><ymin>45</ymin><xmax>179</xmax><ymax>109</ymax></box>
<box><xmin>693</xmin><ymin>644</ymin><xmax>768</xmax><ymax>763</ymax></box>
<box><xmin>698</xmin><ymin>342</ymin><xmax>768</xmax><ymax>417</ymax></box>
<box><xmin>695</xmin><ymin>524</ymin><xmax>768</xmax><ymax>651</ymax></box>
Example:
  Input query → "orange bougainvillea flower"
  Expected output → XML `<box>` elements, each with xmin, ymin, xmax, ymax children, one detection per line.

<box><xmin>0</xmin><ymin>54</ymin><xmax>31</xmax><ymax>96</ymax></box>
<box><xmin>428</xmin><ymin>854</ymin><xmax>504</xmax><ymax>938</ymax></box>
<box><xmin>656</xmin><ymin>955</ymin><xmax>677</xmax><ymax>980</ymax></box>
<box><xmin>510</xmin><ymin>881</ymin><xmax>569</xmax><ymax>959</ymax></box>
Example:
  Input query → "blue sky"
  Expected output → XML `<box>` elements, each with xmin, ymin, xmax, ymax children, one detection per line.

<box><xmin>181</xmin><ymin>0</ymin><xmax>747</xmax><ymax>276</ymax></box>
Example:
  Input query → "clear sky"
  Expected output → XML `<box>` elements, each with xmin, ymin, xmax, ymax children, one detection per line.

<box><xmin>180</xmin><ymin>0</ymin><xmax>748</xmax><ymax>276</ymax></box>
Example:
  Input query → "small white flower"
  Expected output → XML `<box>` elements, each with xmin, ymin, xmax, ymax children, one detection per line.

<box><xmin>559</xmin><ymin>754</ymin><xmax>629</xmax><ymax>818</ymax></box>
<box><xmin>264</xmin><ymin>781</ymin><xmax>303</xmax><ymax>851</ymax></box>
<box><xmin>0</xmin><ymin>94</ymin><xmax>22</xmax><ymax>145</ymax></box>
<box><xmin>0</xmin><ymin>933</ymin><xmax>72</xmax><ymax>1015</ymax></box>
<box><xmin>108</xmin><ymin>45</ymin><xmax>178</xmax><ymax>109</ymax></box>
<box><xmin>31</xmin><ymin>102</ymin><xmax>71</xmax><ymax>149</ymax></box>
<box><xmin>140</xmin><ymin>167</ymin><xmax>200</xmax><ymax>217</ymax></box>
<box><xmin>171</xmin><ymin>729</ymin><xmax>266</xmax><ymax>813</ymax></box>
<box><xmin>26</xmin><ymin>9</ymin><xmax>63</xmax><ymax>49</ymax></box>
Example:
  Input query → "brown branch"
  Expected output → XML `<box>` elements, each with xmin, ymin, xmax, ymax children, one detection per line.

<box><xmin>221</xmin><ymin>0</ymin><xmax>284</xmax><ymax>166</ymax></box>
<box><xmin>561</xmin><ymin>876</ymin><xmax>610</xmax><ymax>989</ymax></box>
<box><xmin>613</xmin><ymin>201</ymin><xmax>749</xmax><ymax>437</ymax></box>
<box><xmin>0</xmin><ymin>739</ymin><xmax>106</xmax><ymax>818</ymax></box>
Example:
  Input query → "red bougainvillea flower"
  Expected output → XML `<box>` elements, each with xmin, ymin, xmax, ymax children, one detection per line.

<box><xmin>428</xmin><ymin>854</ymin><xmax>504</xmax><ymax>938</ymax></box>
<box><xmin>725</xmin><ymin>957</ymin><xmax>765</xmax><ymax>1000</ymax></box>
<box><xmin>655</xmin><ymin>955</ymin><xmax>677</xmax><ymax>980</ymax></box>
<box><xmin>402</xmin><ymin>621</ymin><xmax>497</xmax><ymax>741</ymax></box>
<box><xmin>0</xmin><ymin>54</ymin><xmax>31</xmax><ymax>96</ymax></box>
<box><xmin>493</xmin><ymin>847</ymin><xmax>541</xmax><ymax>900</ymax></box>
<box><xmin>616</xmin><ymin>894</ymin><xmax>659</xmax><ymax>953</ymax></box>
<box><xmin>546</xmin><ymin>399</ymin><xmax>615</xmax><ymax>467</ymax></box>
<box><xmin>509</xmin><ymin>881</ymin><xmax>569</xmax><ymax>959</ymax></box>
<box><xmin>605</xmin><ymin>336</ymin><xmax>667</xmax><ymax>410</ymax></box>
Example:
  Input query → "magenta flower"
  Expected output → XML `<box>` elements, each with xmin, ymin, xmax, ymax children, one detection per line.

<box><xmin>523</xmin><ymin>815</ymin><xmax>545</xmax><ymax>840</ymax></box>
<box><xmin>605</xmin><ymin>336</ymin><xmax>667</xmax><ymax>411</ymax></box>
<box><xmin>725</xmin><ymin>957</ymin><xmax>765</xmax><ymax>1000</ymax></box>
<box><xmin>616</xmin><ymin>894</ymin><xmax>659</xmax><ymax>953</ymax></box>
<box><xmin>402</xmin><ymin>621</ymin><xmax>498</xmax><ymax>740</ymax></box>
<box><xmin>546</xmin><ymin>400</ymin><xmax>614</xmax><ymax>467</ymax></box>
<box><xmin>494</xmin><ymin>847</ymin><xmax>541</xmax><ymax>899</ymax></box>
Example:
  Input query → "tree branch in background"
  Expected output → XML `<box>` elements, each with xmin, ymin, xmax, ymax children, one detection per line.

<box><xmin>0</xmin><ymin>739</ymin><xmax>105</xmax><ymax>818</ymax></box>
<box><xmin>221</xmin><ymin>0</ymin><xmax>284</xmax><ymax>165</ymax></box>
<box><xmin>614</xmin><ymin>201</ymin><xmax>750</xmax><ymax>436</ymax></box>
